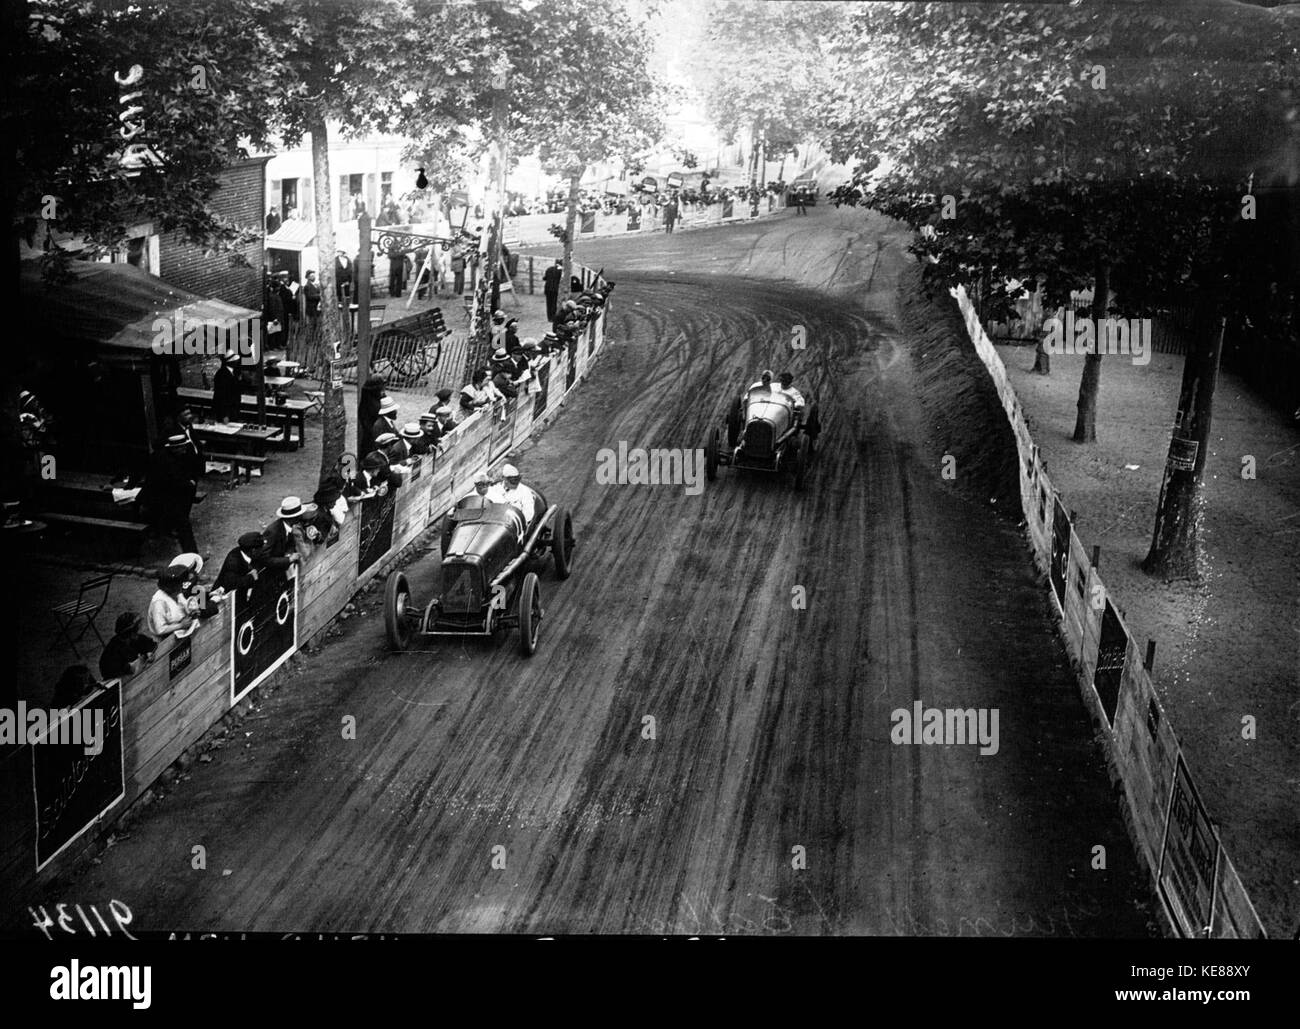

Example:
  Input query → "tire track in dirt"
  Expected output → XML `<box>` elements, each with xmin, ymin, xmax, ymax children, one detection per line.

<box><xmin>64</xmin><ymin>210</ymin><xmax>1154</xmax><ymax>936</ymax></box>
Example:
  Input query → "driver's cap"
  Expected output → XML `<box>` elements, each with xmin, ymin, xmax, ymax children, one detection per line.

<box><xmin>501</xmin><ymin>463</ymin><xmax>519</xmax><ymax>479</ymax></box>
<box><xmin>474</xmin><ymin>471</ymin><xmax>491</xmax><ymax>486</ymax></box>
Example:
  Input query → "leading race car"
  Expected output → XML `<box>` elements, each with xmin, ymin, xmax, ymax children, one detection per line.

<box><xmin>703</xmin><ymin>380</ymin><xmax>821</xmax><ymax>490</ymax></box>
<box><xmin>383</xmin><ymin>483</ymin><xmax>575</xmax><ymax>656</ymax></box>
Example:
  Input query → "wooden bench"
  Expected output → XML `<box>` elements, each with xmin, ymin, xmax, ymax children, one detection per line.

<box><xmin>205</xmin><ymin>451</ymin><xmax>268</xmax><ymax>482</ymax></box>
<box><xmin>39</xmin><ymin>511</ymin><xmax>149</xmax><ymax>538</ymax></box>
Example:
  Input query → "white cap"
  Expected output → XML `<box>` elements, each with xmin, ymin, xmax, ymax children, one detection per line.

<box><xmin>501</xmin><ymin>464</ymin><xmax>519</xmax><ymax>479</ymax></box>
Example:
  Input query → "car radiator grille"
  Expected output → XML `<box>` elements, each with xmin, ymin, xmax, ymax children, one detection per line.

<box><xmin>743</xmin><ymin>420</ymin><xmax>774</xmax><ymax>457</ymax></box>
<box><xmin>442</xmin><ymin>564</ymin><xmax>483</xmax><ymax>614</ymax></box>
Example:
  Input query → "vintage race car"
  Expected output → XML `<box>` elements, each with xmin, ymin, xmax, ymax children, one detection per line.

<box><xmin>704</xmin><ymin>383</ymin><xmax>821</xmax><ymax>490</ymax></box>
<box><xmin>383</xmin><ymin>484</ymin><xmax>575</xmax><ymax>656</ymax></box>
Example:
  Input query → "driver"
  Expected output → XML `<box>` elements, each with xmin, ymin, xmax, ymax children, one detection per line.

<box><xmin>748</xmin><ymin>369</ymin><xmax>775</xmax><ymax>395</ymax></box>
<box><xmin>777</xmin><ymin>371</ymin><xmax>805</xmax><ymax>417</ymax></box>
<box><xmin>487</xmin><ymin>463</ymin><xmax>536</xmax><ymax>523</ymax></box>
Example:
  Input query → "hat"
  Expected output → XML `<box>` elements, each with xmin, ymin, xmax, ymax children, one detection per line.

<box><xmin>436</xmin><ymin>387</ymin><xmax>454</xmax><ymax>402</ymax></box>
<box><xmin>115</xmin><ymin>612</ymin><xmax>141</xmax><ymax>634</ymax></box>
<box><xmin>419</xmin><ymin>412</ymin><xmax>438</xmax><ymax>425</ymax></box>
<box><xmin>492</xmin><ymin>310</ymin><xmax>505</xmax><ymax>321</ymax></box>
<box><xmin>157</xmin><ymin>564</ymin><xmax>187</xmax><ymax>585</ymax></box>
<box><xmin>779</xmin><ymin>371</ymin><xmax>794</xmax><ymax>384</ymax></box>
<box><xmin>314</xmin><ymin>475</ymin><xmax>345</xmax><ymax>504</ymax></box>
<box><xmin>542</xmin><ymin>331</ymin><xmax>558</xmax><ymax>344</ymax></box>
<box><xmin>522</xmin><ymin>337</ymin><xmax>540</xmax><ymax>351</ymax></box>
<box><xmin>379</xmin><ymin>395</ymin><xmax>398</xmax><ymax>415</ymax></box>
<box><xmin>165</xmin><ymin>433</ymin><xmax>188</xmax><ymax>447</ymax></box>
<box><xmin>400</xmin><ymin>422</ymin><xmax>422</xmax><ymax>441</ymax></box>
<box><xmin>238</xmin><ymin>530</ymin><xmax>265</xmax><ymax>551</ymax></box>
<box><xmin>474</xmin><ymin>471</ymin><xmax>492</xmax><ymax>486</ymax></box>
<box><xmin>434</xmin><ymin>405</ymin><xmax>453</xmax><ymax>418</ymax></box>
<box><xmin>501</xmin><ymin>464</ymin><xmax>519</xmax><ymax>479</ymax></box>
<box><xmin>761</xmin><ymin>368</ymin><xmax>774</xmax><ymax>381</ymax></box>
<box><xmin>375</xmin><ymin>432</ymin><xmax>399</xmax><ymax>446</ymax></box>
<box><xmin>276</xmin><ymin>496</ymin><xmax>304</xmax><ymax>519</ymax></box>
<box><xmin>492</xmin><ymin>347</ymin><xmax>508</xmax><ymax>360</ymax></box>
<box><xmin>219</xmin><ymin>351</ymin><xmax>240</xmax><ymax>364</ymax></box>
<box><xmin>362</xmin><ymin>452</ymin><xmax>386</xmax><ymax>472</ymax></box>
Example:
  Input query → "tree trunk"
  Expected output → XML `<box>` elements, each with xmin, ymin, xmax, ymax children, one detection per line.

<box><xmin>1142</xmin><ymin>305</ymin><xmax>1225</xmax><ymax>581</ymax></box>
<box><xmin>1072</xmin><ymin>260</ymin><xmax>1109</xmax><ymax>442</ymax></box>
<box><xmin>354</xmin><ymin>210</ymin><xmax>372</xmax><ymax>460</ymax></box>
<box><xmin>562</xmin><ymin>169</ymin><xmax>582</xmax><ymax>299</ymax></box>
<box><xmin>309</xmin><ymin>117</ymin><xmax>347</xmax><ymax>483</ymax></box>
<box><xmin>466</xmin><ymin>85</ymin><xmax>508</xmax><ymax>382</ymax></box>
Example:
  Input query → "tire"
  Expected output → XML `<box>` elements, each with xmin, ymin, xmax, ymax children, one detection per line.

<box><xmin>384</xmin><ymin>571</ymin><xmax>414</xmax><ymax>651</ymax></box>
<box><xmin>552</xmin><ymin>507</ymin><xmax>575</xmax><ymax>580</ymax></box>
<box><xmin>518</xmin><ymin>572</ymin><xmax>542</xmax><ymax>656</ymax></box>
<box><xmin>726</xmin><ymin>398</ymin><xmax>743</xmax><ymax>448</ymax></box>
<box><xmin>705</xmin><ymin>427</ymin><xmax>719</xmax><ymax>482</ymax></box>
<box><xmin>791</xmin><ymin>436</ymin><xmax>806</xmax><ymax>491</ymax></box>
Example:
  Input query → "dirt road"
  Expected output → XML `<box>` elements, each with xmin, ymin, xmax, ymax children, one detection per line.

<box><xmin>59</xmin><ymin>206</ymin><xmax>1154</xmax><ymax>935</ymax></box>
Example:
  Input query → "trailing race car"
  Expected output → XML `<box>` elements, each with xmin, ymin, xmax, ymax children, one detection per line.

<box><xmin>703</xmin><ymin>381</ymin><xmax>821</xmax><ymax>490</ymax></box>
<box><xmin>383</xmin><ymin>484</ymin><xmax>575</xmax><ymax>656</ymax></box>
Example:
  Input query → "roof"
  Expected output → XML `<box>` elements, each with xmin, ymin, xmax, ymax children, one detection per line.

<box><xmin>266</xmin><ymin>217</ymin><xmax>316</xmax><ymax>251</ymax></box>
<box><xmin>21</xmin><ymin>260</ymin><xmax>259</xmax><ymax>352</ymax></box>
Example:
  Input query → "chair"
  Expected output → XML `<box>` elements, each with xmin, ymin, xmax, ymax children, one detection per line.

<box><xmin>50</xmin><ymin>574</ymin><xmax>114</xmax><ymax>659</ymax></box>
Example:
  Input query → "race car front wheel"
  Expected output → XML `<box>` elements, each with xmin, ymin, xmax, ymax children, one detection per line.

<box><xmin>518</xmin><ymin>572</ymin><xmax>542</xmax><ymax>656</ymax></box>
<box><xmin>384</xmin><ymin>571</ymin><xmax>414</xmax><ymax>651</ymax></box>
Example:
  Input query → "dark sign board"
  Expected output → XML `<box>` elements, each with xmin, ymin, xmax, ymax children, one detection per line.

<box><xmin>32</xmin><ymin>681</ymin><xmax>125</xmax><ymax>871</ymax></box>
<box><xmin>565</xmin><ymin>344</ymin><xmax>577</xmax><ymax>391</ymax></box>
<box><xmin>722</xmin><ymin>199</ymin><xmax>734</xmax><ymax>219</ymax></box>
<box><xmin>230</xmin><ymin>571</ymin><xmax>298</xmax><ymax>705</ymax></box>
<box><xmin>357</xmin><ymin>490</ymin><xmax>397</xmax><ymax>578</ymax></box>
<box><xmin>1092</xmin><ymin>600</ymin><xmax>1127</xmax><ymax>727</ymax></box>
<box><xmin>1050</xmin><ymin>498</ymin><xmax>1070</xmax><ymax>609</ymax></box>
<box><xmin>1159</xmin><ymin>754</ymin><xmax>1220</xmax><ymax>937</ymax></box>
<box><xmin>532</xmin><ymin>363</ymin><xmax>551</xmax><ymax>420</ymax></box>
<box><xmin>409</xmin><ymin>453</ymin><xmax>424</xmax><ymax>482</ymax></box>
<box><xmin>168</xmin><ymin>636</ymin><xmax>193</xmax><ymax>680</ymax></box>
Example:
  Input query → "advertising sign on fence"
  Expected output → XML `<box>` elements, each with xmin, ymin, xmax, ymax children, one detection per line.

<box><xmin>1050</xmin><ymin>499</ymin><xmax>1071</xmax><ymax>609</ymax></box>
<box><xmin>32</xmin><ymin>682</ymin><xmax>125</xmax><ymax>871</ymax></box>
<box><xmin>231</xmin><ymin>572</ymin><xmax>299</xmax><ymax>705</ymax></box>
<box><xmin>1092</xmin><ymin>600</ymin><xmax>1127</xmax><ymax>727</ymax></box>
<box><xmin>357</xmin><ymin>490</ymin><xmax>397</xmax><ymax>578</ymax></box>
<box><xmin>1158</xmin><ymin>753</ymin><xmax>1220</xmax><ymax>938</ymax></box>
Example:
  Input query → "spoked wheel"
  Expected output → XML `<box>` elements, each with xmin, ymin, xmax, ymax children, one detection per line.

<box><xmin>384</xmin><ymin>571</ymin><xmax>416</xmax><ymax>651</ymax></box>
<box><xmin>517</xmin><ymin>572</ymin><xmax>542</xmax><ymax>656</ymax></box>
<box><xmin>552</xmin><ymin>507</ymin><xmax>575</xmax><ymax>580</ymax></box>
<box><xmin>705</xmin><ymin>427</ymin><xmax>719</xmax><ymax>482</ymax></box>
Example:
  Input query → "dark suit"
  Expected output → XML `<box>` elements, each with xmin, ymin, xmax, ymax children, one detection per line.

<box><xmin>335</xmin><ymin>257</ymin><xmax>353</xmax><ymax>303</ymax></box>
<box><xmin>543</xmin><ymin>265</ymin><xmax>562</xmax><ymax>321</ymax></box>
<box><xmin>143</xmin><ymin>446</ymin><xmax>197</xmax><ymax>552</ymax></box>
<box><xmin>262</xmin><ymin>518</ymin><xmax>306</xmax><ymax>574</ymax></box>
<box><xmin>99</xmin><ymin>631</ymin><xmax>156</xmax><ymax>680</ymax></box>
<box><xmin>214</xmin><ymin>546</ymin><xmax>260</xmax><ymax>593</ymax></box>
<box><xmin>213</xmin><ymin>364</ymin><xmax>242</xmax><ymax>422</ymax></box>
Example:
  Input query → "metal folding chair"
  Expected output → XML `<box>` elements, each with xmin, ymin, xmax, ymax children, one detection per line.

<box><xmin>50</xmin><ymin>573</ymin><xmax>114</xmax><ymax>659</ymax></box>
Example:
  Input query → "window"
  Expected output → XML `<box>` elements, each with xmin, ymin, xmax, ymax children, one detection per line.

<box><xmin>280</xmin><ymin>178</ymin><xmax>298</xmax><ymax>220</ymax></box>
<box><xmin>381</xmin><ymin>171</ymin><xmax>393</xmax><ymax>201</ymax></box>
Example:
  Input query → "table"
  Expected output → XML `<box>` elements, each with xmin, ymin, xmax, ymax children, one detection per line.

<box><xmin>273</xmin><ymin>359</ymin><xmax>301</xmax><ymax>374</ymax></box>
<box><xmin>265</xmin><ymin>375</ymin><xmax>295</xmax><ymax>388</ymax></box>
<box><xmin>178</xmin><ymin>387</ymin><xmax>310</xmax><ymax>450</ymax></box>
<box><xmin>190</xmin><ymin>421</ymin><xmax>281</xmax><ymax>457</ymax></box>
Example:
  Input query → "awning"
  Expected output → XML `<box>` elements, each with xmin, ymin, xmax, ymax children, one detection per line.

<box><xmin>266</xmin><ymin>218</ymin><xmax>316</xmax><ymax>252</ymax></box>
<box><xmin>21</xmin><ymin>260</ymin><xmax>260</xmax><ymax>359</ymax></box>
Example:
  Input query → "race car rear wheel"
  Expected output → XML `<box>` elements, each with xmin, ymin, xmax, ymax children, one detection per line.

<box><xmin>518</xmin><ymin>572</ymin><xmax>542</xmax><ymax>656</ymax></box>
<box><xmin>384</xmin><ymin>571</ymin><xmax>414</xmax><ymax>651</ymax></box>
<box><xmin>552</xmin><ymin>507</ymin><xmax>575</xmax><ymax>580</ymax></box>
<box><xmin>705</xmin><ymin>427</ymin><xmax>719</xmax><ymax>482</ymax></box>
<box><xmin>791</xmin><ymin>436</ymin><xmax>807</xmax><ymax>491</ymax></box>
